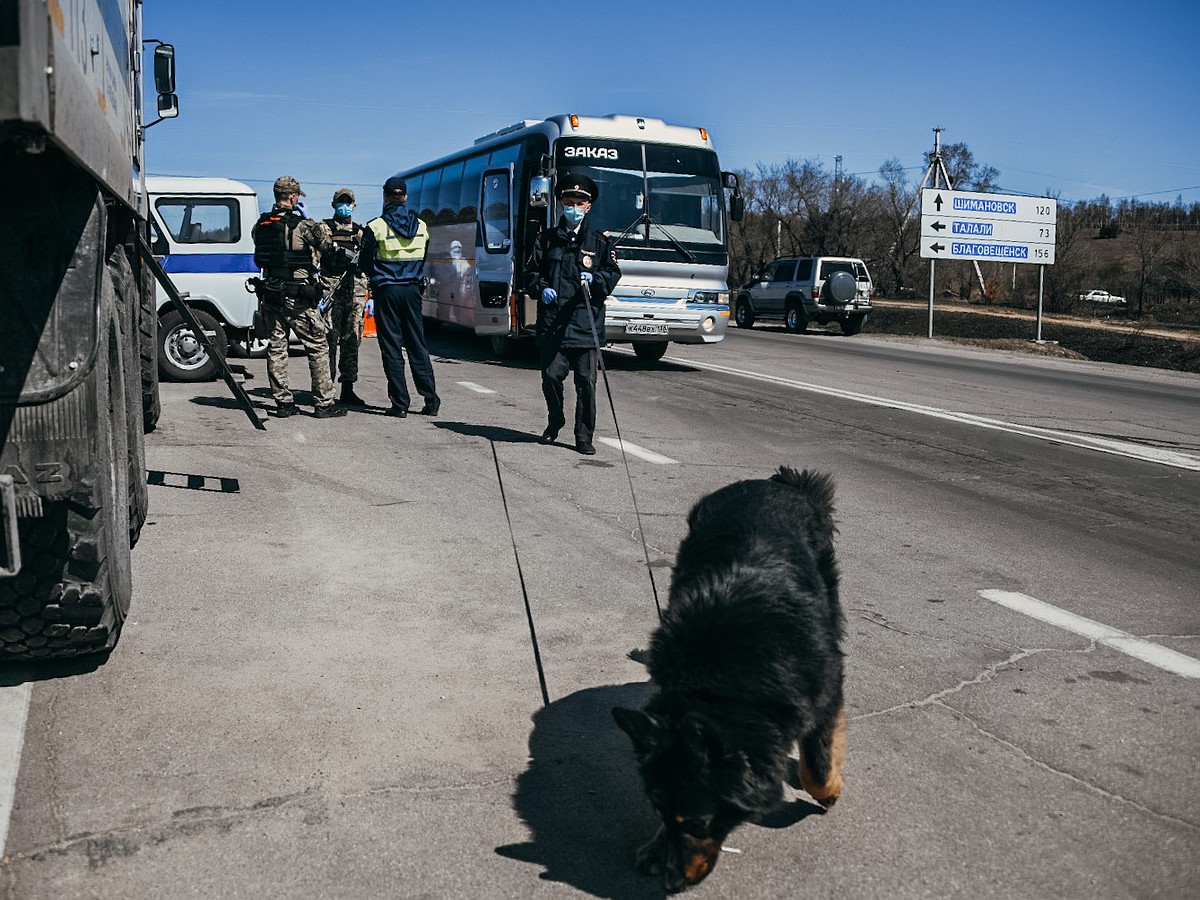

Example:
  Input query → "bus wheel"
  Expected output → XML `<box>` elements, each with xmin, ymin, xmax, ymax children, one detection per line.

<box><xmin>633</xmin><ymin>341</ymin><xmax>669</xmax><ymax>363</ymax></box>
<box><xmin>489</xmin><ymin>334</ymin><xmax>517</xmax><ymax>358</ymax></box>
<box><xmin>158</xmin><ymin>309</ymin><xmax>227</xmax><ymax>381</ymax></box>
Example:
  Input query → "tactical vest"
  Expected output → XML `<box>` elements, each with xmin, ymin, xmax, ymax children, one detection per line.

<box><xmin>321</xmin><ymin>219</ymin><xmax>363</xmax><ymax>275</ymax></box>
<box><xmin>253</xmin><ymin>209</ymin><xmax>314</xmax><ymax>279</ymax></box>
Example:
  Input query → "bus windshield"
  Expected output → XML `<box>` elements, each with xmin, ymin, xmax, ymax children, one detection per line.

<box><xmin>554</xmin><ymin>139</ymin><xmax>725</xmax><ymax>258</ymax></box>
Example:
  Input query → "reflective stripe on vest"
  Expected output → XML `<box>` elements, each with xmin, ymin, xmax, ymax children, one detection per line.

<box><xmin>367</xmin><ymin>217</ymin><xmax>428</xmax><ymax>261</ymax></box>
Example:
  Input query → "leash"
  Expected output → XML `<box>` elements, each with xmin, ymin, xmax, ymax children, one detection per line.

<box><xmin>490</xmin><ymin>440</ymin><xmax>551</xmax><ymax>707</ymax></box>
<box><xmin>579</xmin><ymin>273</ymin><xmax>663</xmax><ymax>622</ymax></box>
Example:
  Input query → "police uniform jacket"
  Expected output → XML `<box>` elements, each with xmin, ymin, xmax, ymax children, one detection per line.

<box><xmin>525</xmin><ymin>215</ymin><xmax>621</xmax><ymax>349</ymax></box>
<box><xmin>360</xmin><ymin>203</ymin><xmax>429</xmax><ymax>288</ymax></box>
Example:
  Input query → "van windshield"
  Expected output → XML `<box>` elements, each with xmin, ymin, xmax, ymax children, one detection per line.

<box><xmin>554</xmin><ymin>139</ymin><xmax>726</xmax><ymax>263</ymax></box>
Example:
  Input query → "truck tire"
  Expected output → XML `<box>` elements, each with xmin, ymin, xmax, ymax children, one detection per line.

<box><xmin>633</xmin><ymin>340</ymin><xmax>669</xmax><ymax>363</ymax></box>
<box><xmin>158</xmin><ymin>308</ymin><xmax>228</xmax><ymax>382</ymax></box>
<box><xmin>734</xmin><ymin>297</ymin><xmax>755</xmax><ymax>328</ymax></box>
<box><xmin>138</xmin><ymin>262</ymin><xmax>161</xmax><ymax>432</ymax></box>
<box><xmin>108</xmin><ymin>247</ymin><xmax>150</xmax><ymax>549</ymax></box>
<box><xmin>0</xmin><ymin>298</ymin><xmax>132</xmax><ymax>660</ymax></box>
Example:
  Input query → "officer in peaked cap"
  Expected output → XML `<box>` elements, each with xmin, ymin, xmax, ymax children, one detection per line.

<box><xmin>320</xmin><ymin>187</ymin><xmax>369</xmax><ymax>406</ymax></box>
<box><xmin>524</xmin><ymin>169</ymin><xmax>620</xmax><ymax>455</ymax></box>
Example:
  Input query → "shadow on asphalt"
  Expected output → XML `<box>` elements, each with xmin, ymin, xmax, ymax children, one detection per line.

<box><xmin>496</xmin><ymin>681</ymin><xmax>661</xmax><ymax>898</ymax></box>
<box><xmin>434</xmin><ymin>421</ymin><xmax>541</xmax><ymax>444</ymax></box>
<box><xmin>0</xmin><ymin>650</ymin><xmax>114</xmax><ymax>684</ymax></box>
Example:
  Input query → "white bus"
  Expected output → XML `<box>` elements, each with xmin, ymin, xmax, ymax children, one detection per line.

<box><xmin>390</xmin><ymin>114</ymin><xmax>743</xmax><ymax>361</ymax></box>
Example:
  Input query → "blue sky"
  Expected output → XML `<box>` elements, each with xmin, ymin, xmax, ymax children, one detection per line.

<box><xmin>143</xmin><ymin>0</ymin><xmax>1200</xmax><ymax>217</ymax></box>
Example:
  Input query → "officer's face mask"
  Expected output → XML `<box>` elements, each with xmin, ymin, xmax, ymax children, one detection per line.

<box><xmin>335</xmin><ymin>203</ymin><xmax>354</xmax><ymax>220</ymax></box>
<box><xmin>562</xmin><ymin>204</ymin><xmax>587</xmax><ymax>226</ymax></box>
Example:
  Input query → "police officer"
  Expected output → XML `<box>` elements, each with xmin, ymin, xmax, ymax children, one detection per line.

<box><xmin>320</xmin><ymin>188</ymin><xmax>369</xmax><ymax>406</ymax></box>
<box><xmin>252</xmin><ymin>176</ymin><xmax>345</xmax><ymax>418</ymax></box>
<box><xmin>360</xmin><ymin>176</ymin><xmax>440</xmax><ymax>418</ymax></box>
<box><xmin>525</xmin><ymin>172</ymin><xmax>620</xmax><ymax>454</ymax></box>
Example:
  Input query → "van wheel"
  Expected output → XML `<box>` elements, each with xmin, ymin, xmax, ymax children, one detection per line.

<box><xmin>158</xmin><ymin>309</ymin><xmax>227</xmax><ymax>381</ymax></box>
<box><xmin>785</xmin><ymin>303</ymin><xmax>808</xmax><ymax>333</ymax></box>
<box><xmin>735</xmin><ymin>298</ymin><xmax>755</xmax><ymax>328</ymax></box>
<box><xmin>489</xmin><ymin>334</ymin><xmax>517</xmax><ymax>358</ymax></box>
<box><xmin>231</xmin><ymin>335</ymin><xmax>270</xmax><ymax>358</ymax></box>
<box><xmin>842</xmin><ymin>315</ymin><xmax>867</xmax><ymax>336</ymax></box>
<box><xmin>633</xmin><ymin>341</ymin><xmax>669</xmax><ymax>363</ymax></box>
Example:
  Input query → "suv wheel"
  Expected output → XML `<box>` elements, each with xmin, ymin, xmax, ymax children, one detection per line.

<box><xmin>735</xmin><ymin>297</ymin><xmax>755</xmax><ymax>328</ymax></box>
<box><xmin>784</xmin><ymin>303</ymin><xmax>808</xmax><ymax>334</ymax></box>
<box><xmin>823</xmin><ymin>270</ymin><xmax>857</xmax><ymax>304</ymax></box>
<box><xmin>842</xmin><ymin>314</ymin><xmax>867</xmax><ymax>336</ymax></box>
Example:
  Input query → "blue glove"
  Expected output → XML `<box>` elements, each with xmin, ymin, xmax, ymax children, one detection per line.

<box><xmin>580</xmin><ymin>272</ymin><xmax>594</xmax><ymax>285</ymax></box>
<box><xmin>364</xmin><ymin>297</ymin><xmax>374</xmax><ymax>317</ymax></box>
<box><xmin>296</xmin><ymin>201</ymin><xmax>310</xmax><ymax>219</ymax></box>
<box><xmin>541</xmin><ymin>288</ymin><xmax>558</xmax><ymax>304</ymax></box>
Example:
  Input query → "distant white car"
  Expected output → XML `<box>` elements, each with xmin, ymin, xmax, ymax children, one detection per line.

<box><xmin>1080</xmin><ymin>289</ymin><xmax>1125</xmax><ymax>304</ymax></box>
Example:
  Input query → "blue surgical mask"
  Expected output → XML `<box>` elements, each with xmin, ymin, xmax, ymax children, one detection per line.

<box><xmin>335</xmin><ymin>203</ymin><xmax>354</xmax><ymax>219</ymax></box>
<box><xmin>563</xmin><ymin>205</ymin><xmax>586</xmax><ymax>225</ymax></box>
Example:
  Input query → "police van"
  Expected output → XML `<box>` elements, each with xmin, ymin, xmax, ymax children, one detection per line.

<box><xmin>147</xmin><ymin>176</ymin><xmax>264</xmax><ymax>380</ymax></box>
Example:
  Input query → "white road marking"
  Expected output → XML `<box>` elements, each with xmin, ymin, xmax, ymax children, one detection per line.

<box><xmin>456</xmin><ymin>381</ymin><xmax>495</xmax><ymax>394</ymax></box>
<box><xmin>0</xmin><ymin>683</ymin><xmax>31</xmax><ymax>856</ymax></box>
<box><xmin>643</xmin><ymin>354</ymin><xmax>1200</xmax><ymax>472</ymax></box>
<box><xmin>596</xmin><ymin>437</ymin><xmax>679</xmax><ymax>465</ymax></box>
<box><xmin>979</xmin><ymin>590</ymin><xmax>1200</xmax><ymax>679</ymax></box>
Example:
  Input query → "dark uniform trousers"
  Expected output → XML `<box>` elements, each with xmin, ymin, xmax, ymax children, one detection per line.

<box><xmin>540</xmin><ymin>345</ymin><xmax>599</xmax><ymax>443</ymax></box>
<box><xmin>374</xmin><ymin>282</ymin><xmax>437</xmax><ymax>412</ymax></box>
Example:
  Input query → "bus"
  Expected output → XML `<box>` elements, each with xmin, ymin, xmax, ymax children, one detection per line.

<box><xmin>390</xmin><ymin>114</ymin><xmax>743</xmax><ymax>361</ymax></box>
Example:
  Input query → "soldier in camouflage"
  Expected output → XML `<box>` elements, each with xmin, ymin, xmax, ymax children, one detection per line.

<box><xmin>252</xmin><ymin>175</ymin><xmax>346</xmax><ymax>418</ymax></box>
<box><xmin>319</xmin><ymin>188</ymin><xmax>370</xmax><ymax>406</ymax></box>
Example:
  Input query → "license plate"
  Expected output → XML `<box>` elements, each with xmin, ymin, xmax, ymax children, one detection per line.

<box><xmin>626</xmin><ymin>322</ymin><xmax>669</xmax><ymax>335</ymax></box>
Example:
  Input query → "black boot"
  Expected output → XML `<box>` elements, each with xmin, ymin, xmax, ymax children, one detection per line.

<box><xmin>340</xmin><ymin>383</ymin><xmax>365</xmax><ymax>406</ymax></box>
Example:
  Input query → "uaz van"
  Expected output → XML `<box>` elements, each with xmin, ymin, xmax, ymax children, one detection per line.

<box><xmin>736</xmin><ymin>256</ymin><xmax>873</xmax><ymax>335</ymax></box>
<box><xmin>147</xmin><ymin>176</ymin><xmax>264</xmax><ymax>380</ymax></box>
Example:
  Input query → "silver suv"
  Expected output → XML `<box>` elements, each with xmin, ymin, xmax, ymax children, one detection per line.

<box><xmin>735</xmin><ymin>256</ymin><xmax>873</xmax><ymax>335</ymax></box>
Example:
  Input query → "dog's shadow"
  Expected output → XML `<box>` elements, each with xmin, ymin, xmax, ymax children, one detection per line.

<box><xmin>496</xmin><ymin>682</ymin><xmax>662</xmax><ymax>898</ymax></box>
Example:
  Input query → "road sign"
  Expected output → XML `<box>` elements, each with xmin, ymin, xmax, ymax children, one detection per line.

<box><xmin>920</xmin><ymin>189</ymin><xmax>1057</xmax><ymax>264</ymax></box>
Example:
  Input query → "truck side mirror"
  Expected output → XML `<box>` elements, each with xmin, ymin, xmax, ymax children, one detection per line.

<box><xmin>153</xmin><ymin>43</ymin><xmax>176</xmax><ymax>95</ymax></box>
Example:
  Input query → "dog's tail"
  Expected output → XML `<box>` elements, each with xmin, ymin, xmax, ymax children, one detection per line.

<box><xmin>771</xmin><ymin>466</ymin><xmax>836</xmax><ymax>519</ymax></box>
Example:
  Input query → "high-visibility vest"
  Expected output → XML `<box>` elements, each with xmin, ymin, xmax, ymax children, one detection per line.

<box><xmin>366</xmin><ymin>216</ymin><xmax>428</xmax><ymax>262</ymax></box>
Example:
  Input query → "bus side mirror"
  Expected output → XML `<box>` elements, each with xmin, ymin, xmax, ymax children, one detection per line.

<box><xmin>156</xmin><ymin>93</ymin><xmax>179</xmax><ymax>119</ymax></box>
<box><xmin>529</xmin><ymin>175</ymin><xmax>550</xmax><ymax>209</ymax></box>
<box><xmin>729</xmin><ymin>194</ymin><xmax>744</xmax><ymax>222</ymax></box>
<box><xmin>153</xmin><ymin>43</ymin><xmax>176</xmax><ymax>95</ymax></box>
<box><xmin>721</xmin><ymin>171</ymin><xmax>740</xmax><ymax>190</ymax></box>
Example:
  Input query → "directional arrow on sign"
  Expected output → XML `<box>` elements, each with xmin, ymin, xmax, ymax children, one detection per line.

<box><xmin>930</xmin><ymin>220</ymin><xmax>945</xmax><ymax>231</ymax></box>
<box><xmin>929</xmin><ymin>242</ymin><xmax>945</xmax><ymax>254</ymax></box>
<box><xmin>933</xmin><ymin>193</ymin><xmax>944</xmax><ymax>211</ymax></box>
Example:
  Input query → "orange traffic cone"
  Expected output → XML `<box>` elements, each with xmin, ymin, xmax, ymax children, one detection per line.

<box><xmin>363</xmin><ymin>295</ymin><xmax>376</xmax><ymax>337</ymax></box>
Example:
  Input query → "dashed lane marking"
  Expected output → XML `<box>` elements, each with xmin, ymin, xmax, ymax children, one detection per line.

<box><xmin>0</xmin><ymin>683</ymin><xmax>31</xmax><ymax>856</ymax></box>
<box><xmin>456</xmin><ymin>381</ymin><xmax>496</xmax><ymax>394</ymax></box>
<box><xmin>596</xmin><ymin>438</ymin><xmax>679</xmax><ymax>465</ymax></box>
<box><xmin>979</xmin><ymin>590</ymin><xmax>1200</xmax><ymax>678</ymax></box>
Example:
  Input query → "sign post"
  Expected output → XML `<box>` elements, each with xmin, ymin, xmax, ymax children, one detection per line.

<box><xmin>920</xmin><ymin>189</ymin><xmax>1057</xmax><ymax>338</ymax></box>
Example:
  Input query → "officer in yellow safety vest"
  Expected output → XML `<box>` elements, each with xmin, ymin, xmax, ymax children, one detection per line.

<box><xmin>360</xmin><ymin>176</ymin><xmax>440</xmax><ymax>417</ymax></box>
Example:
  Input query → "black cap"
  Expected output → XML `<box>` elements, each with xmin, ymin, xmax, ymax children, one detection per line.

<box><xmin>556</xmin><ymin>171</ymin><xmax>599</xmax><ymax>203</ymax></box>
<box><xmin>383</xmin><ymin>176</ymin><xmax>408</xmax><ymax>195</ymax></box>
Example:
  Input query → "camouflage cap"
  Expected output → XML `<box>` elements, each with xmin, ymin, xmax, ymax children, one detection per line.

<box><xmin>273</xmin><ymin>175</ymin><xmax>305</xmax><ymax>196</ymax></box>
<box><xmin>333</xmin><ymin>187</ymin><xmax>355</xmax><ymax>203</ymax></box>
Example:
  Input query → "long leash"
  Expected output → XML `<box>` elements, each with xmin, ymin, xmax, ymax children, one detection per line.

<box><xmin>490</xmin><ymin>440</ymin><xmax>551</xmax><ymax>707</ymax></box>
<box><xmin>579</xmin><ymin>273</ymin><xmax>663</xmax><ymax>622</ymax></box>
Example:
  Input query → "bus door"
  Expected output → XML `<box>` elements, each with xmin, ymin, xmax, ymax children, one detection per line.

<box><xmin>477</xmin><ymin>166</ymin><xmax>517</xmax><ymax>335</ymax></box>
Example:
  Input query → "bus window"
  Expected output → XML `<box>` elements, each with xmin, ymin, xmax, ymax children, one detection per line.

<box><xmin>481</xmin><ymin>170</ymin><xmax>512</xmax><ymax>253</ymax></box>
<box><xmin>404</xmin><ymin>172</ymin><xmax>425</xmax><ymax>211</ymax></box>
<box><xmin>419</xmin><ymin>169</ymin><xmax>441</xmax><ymax>221</ymax></box>
<box><xmin>460</xmin><ymin>154</ymin><xmax>488</xmax><ymax>224</ymax></box>
<box><xmin>489</xmin><ymin>143</ymin><xmax>520</xmax><ymax>169</ymax></box>
<box><xmin>438</xmin><ymin>161</ymin><xmax>464</xmax><ymax>224</ymax></box>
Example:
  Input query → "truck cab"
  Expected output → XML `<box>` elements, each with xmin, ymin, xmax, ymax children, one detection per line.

<box><xmin>147</xmin><ymin>177</ymin><xmax>263</xmax><ymax>380</ymax></box>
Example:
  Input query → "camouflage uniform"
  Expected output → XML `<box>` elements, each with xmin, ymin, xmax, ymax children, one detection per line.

<box><xmin>320</xmin><ymin>218</ymin><xmax>369</xmax><ymax>384</ymax></box>
<box><xmin>252</xmin><ymin>187</ymin><xmax>337</xmax><ymax>410</ymax></box>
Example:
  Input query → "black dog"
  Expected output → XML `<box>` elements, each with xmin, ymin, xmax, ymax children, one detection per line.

<box><xmin>612</xmin><ymin>466</ymin><xmax>846</xmax><ymax>892</ymax></box>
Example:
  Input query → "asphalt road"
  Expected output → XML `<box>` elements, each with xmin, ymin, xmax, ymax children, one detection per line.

<box><xmin>2</xmin><ymin>325</ymin><xmax>1197</xmax><ymax>899</ymax></box>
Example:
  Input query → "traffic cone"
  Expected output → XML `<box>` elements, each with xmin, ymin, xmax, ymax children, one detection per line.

<box><xmin>363</xmin><ymin>294</ymin><xmax>376</xmax><ymax>337</ymax></box>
